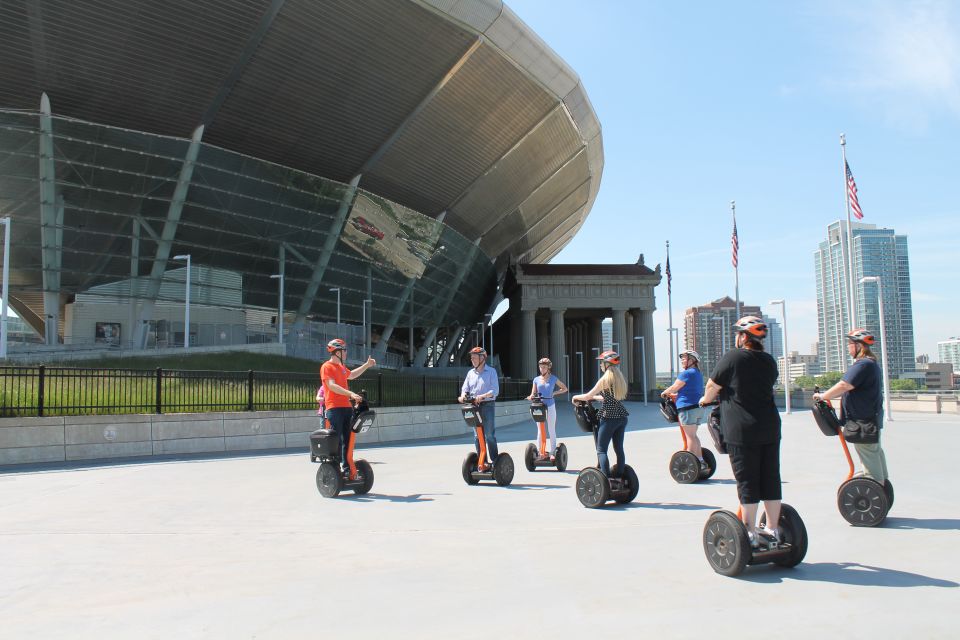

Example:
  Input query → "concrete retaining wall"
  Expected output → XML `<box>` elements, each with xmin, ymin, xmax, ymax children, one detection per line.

<box><xmin>0</xmin><ymin>401</ymin><xmax>531</xmax><ymax>467</ymax></box>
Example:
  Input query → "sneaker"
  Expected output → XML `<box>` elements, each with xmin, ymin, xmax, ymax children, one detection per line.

<box><xmin>755</xmin><ymin>527</ymin><xmax>781</xmax><ymax>548</ymax></box>
<box><xmin>698</xmin><ymin>459</ymin><xmax>710</xmax><ymax>473</ymax></box>
<box><xmin>747</xmin><ymin>531</ymin><xmax>760</xmax><ymax>549</ymax></box>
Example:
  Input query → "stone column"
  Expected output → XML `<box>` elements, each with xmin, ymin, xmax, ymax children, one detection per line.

<box><xmin>612</xmin><ymin>308</ymin><xmax>628</xmax><ymax>384</ymax></box>
<box><xmin>522</xmin><ymin>309</ymin><xmax>537</xmax><ymax>381</ymax></box>
<box><xmin>550</xmin><ymin>308</ymin><xmax>567</xmax><ymax>383</ymax></box>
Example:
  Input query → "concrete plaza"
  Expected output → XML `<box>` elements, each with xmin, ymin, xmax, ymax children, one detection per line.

<box><xmin>2</xmin><ymin>404</ymin><xmax>957</xmax><ymax>639</ymax></box>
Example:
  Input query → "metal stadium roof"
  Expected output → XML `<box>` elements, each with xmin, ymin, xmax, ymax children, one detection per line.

<box><xmin>0</xmin><ymin>0</ymin><xmax>603</xmax><ymax>266</ymax></box>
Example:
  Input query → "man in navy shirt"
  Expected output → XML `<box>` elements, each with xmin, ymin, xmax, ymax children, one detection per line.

<box><xmin>814</xmin><ymin>328</ymin><xmax>889</xmax><ymax>484</ymax></box>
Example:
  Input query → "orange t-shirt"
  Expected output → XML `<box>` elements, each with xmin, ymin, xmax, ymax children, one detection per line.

<box><xmin>320</xmin><ymin>360</ymin><xmax>353</xmax><ymax>409</ymax></box>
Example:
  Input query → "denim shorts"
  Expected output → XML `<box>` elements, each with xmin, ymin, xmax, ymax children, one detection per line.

<box><xmin>677</xmin><ymin>406</ymin><xmax>704</xmax><ymax>426</ymax></box>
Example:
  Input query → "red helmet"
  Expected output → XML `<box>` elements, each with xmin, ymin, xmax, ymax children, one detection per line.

<box><xmin>469</xmin><ymin>346</ymin><xmax>487</xmax><ymax>358</ymax></box>
<box><xmin>847</xmin><ymin>328</ymin><xmax>875</xmax><ymax>346</ymax></box>
<box><xmin>327</xmin><ymin>338</ymin><xmax>347</xmax><ymax>353</ymax></box>
<box><xmin>733</xmin><ymin>316</ymin><xmax>767</xmax><ymax>339</ymax></box>
<box><xmin>597</xmin><ymin>350</ymin><xmax>621</xmax><ymax>365</ymax></box>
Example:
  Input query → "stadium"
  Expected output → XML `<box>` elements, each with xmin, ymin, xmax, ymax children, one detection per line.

<box><xmin>0</xmin><ymin>0</ymin><xmax>602</xmax><ymax>370</ymax></box>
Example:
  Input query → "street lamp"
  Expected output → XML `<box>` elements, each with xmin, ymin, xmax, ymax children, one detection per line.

<box><xmin>769</xmin><ymin>299</ymin><xmax>791</xmax><ymax>414</ymax></box>
<box><xmin>860</xmin><ymin>276</ymin><xmax>893</xmax><ymax>421</ymax></box>
<box><xmin>270</xmin><ymin>274</ymin><xmax>284</xmax><ymax>345</ymax></box>
<box><xmin>576</xmin><ymin>351</ymin><xmax>584</xmax><ymax>394</ymax></box>
<box><xmin>591</xmin><ymin>346</ymin><xmax>600</xmax><ymax>381</ymax></box>
<box><xmin>633</xmin><ymin>336</ymin><xmax>647</xmax><ymax>406</ymax></box>
<box><xmin>485</xmin><ymin>313</ymin><xmax>493</xmax><ymax>358</ymax></box>
<box><xmin>0</xmin><ymin>217</ymin><xmax>10</xmax><ymax>359</ymax></box>
<box><xmin>666</xmin><ymin>328</ymin><xmax>679</xmax><ymax>379</ymax></box>
<box><xmin>172</xmin><ymin>254</ymin><xmax>191</xmax><ymax>349</ymax></box>
<box><xmin>564</xmin><ymin>354</ymin><xmax>570</xmax><ymax>386</ymax></box>
<box><xmin>477</xmin><ymin>321</ymin><xmax>485</xmax><ymax>351</ymax></box>
<box><xmin>329</xmin><ymin>287</ymin><xmax>341</xmax><ymax>335</ymax></box>
<box><xmin>362</xmin><ymin>298</ymin><xmax>372</xmax><ymax>357</ymax></box>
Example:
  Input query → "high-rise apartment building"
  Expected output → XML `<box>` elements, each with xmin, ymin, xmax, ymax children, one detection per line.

<box><xmin>684</xmin><ymin>297</ymin><xmax>763</xmax><ymax>377</ymax></box>
<box><xmin>814</xmin><ymin>221</ymin><xmax>914</xmax><ymax>378</ymax></box>
<box><xmin>939</xmin><ymin>338</ymin><xmax>960</xmax><ymax>370</ymax></box>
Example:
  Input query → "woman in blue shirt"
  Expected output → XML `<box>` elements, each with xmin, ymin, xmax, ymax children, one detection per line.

<box><xmin>661</xmin><ymin>350</ymin><xmax>707</xmax><ymax>472</ymax></box>
<box><xmin>526</xmin><ymin>357</ymin><xmax>569</xmax><ymax>460</ymax></box>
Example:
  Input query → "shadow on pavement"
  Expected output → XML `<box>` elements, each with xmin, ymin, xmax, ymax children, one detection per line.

<box><xmin>631</xmin><ymin>502</ymin><xmax>722</xmax><ymax>511</ymax></box>
<box><xmin>739</xmin><ymin>562</ymin><xmax>959</xmax><ymax>587</ymax></box>
<box><xmin>339</xmin><ymin>492</ymin><xmax>449</xmax><ymax>503</ymax></box>
<box><xmin>883</xmin><ymin>517</ymin><xmax>960</xmax><ymax>531</ymax></box>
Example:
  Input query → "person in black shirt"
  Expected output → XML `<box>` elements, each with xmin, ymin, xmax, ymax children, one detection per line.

<box><xmin>813</xmin><ymin>328</ymin><xmax>889</xmax><ymax>483</ymax></box>
<box><xmin>699</xmin><ymin>316</ymin><xmax>782</xmax><ymax>547</ymax></box>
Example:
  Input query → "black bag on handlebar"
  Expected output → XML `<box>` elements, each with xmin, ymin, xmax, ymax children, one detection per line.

<box><xmin>659</xmin><ymin>397</ymin><xmax>679</xmax><ymax>423</ymax></box>
<box><xmin>574</xmin><ymin>401</ymin><xmax>599</xmax><ymax>433</ymax></box>
<box><xmin>706</xmin><ymin>406</ymin><xmax>727</xmax><ymax>454</ymax></box>
<box><xmin>811</xmin><ymin>400</ymin><xmax>841</xmax><ymax>437</ymax></box>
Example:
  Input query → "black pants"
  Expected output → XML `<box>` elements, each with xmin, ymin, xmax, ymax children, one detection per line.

<box><xmin>727</xmin><ymin>442</ymin><xmax>781</xmax><ymax>503</ymax></box>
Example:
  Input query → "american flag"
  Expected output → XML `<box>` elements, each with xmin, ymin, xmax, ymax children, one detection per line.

<box><xmin>666</xmin><ymin>255</ymin><xmax>671</xmax><ymax>295</ymax></box>
<box><xmin>731</xmin><ymin>218</ymin><xmax>739</xmax><ymax>268</ymax></box>
<box><xmin>846</xmin><ymin>160</ymin><xmax>864</xmax><ymax>220</ymax></box>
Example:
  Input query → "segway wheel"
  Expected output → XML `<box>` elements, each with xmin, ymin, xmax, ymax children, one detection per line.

<box><xmin>669</xmin><ymin>450</ymin><xmax>700</xmax><ymax>484</ymax></box>
<box><xmin>524</xmin><ymin>443</ymin><xmax>538</xmax><ymax>472</ymax></box>
<box><xmin>354</xmin><ymin>459</ymin><xmax>374</xmax><ymax>495</ymax></box>
<box><xmin>699</xmin><ymin>448</ymin><xmax>717</xmax><ymax>480</ymax></box>
<box><xmin>462</xmin><ymin>452</ymin><xmax>480</xmax><ymax>485</ymax></box>
<box><xmin>884</xmin><ymin>479</ymin><xmax>894</xmax><ymax>509</ymax></box>
<box><xmin>838</xmin><ymin>477</ymin><xmax>889</xmax><ymax>527</ymax></box>
<box><xmin>611</xmin><ymin>464</ymin><xmax>640</xmax><ymax>504</ymax></box>
<box><xmin>555</xmin><ymin>443</ymin><xmax>568</xmax><ymax>472</ymax></box>
<box><xmin>576</xmin><ymin>467</ymin><xmax>610</xmax><ymax>508</ymax></box>
<box><xmin>316</xmin><ymin>461</ymin><xmax>343</xmax><ymax>498</ymax></box>
<box><xmin>703</xmin><ymin>510</ymin><xmax>751</xmax><ymax>577</ymax></box>
<box><xmin>493</xmin><ymin>453</ymin><xmax>515</xmax><ymax>486</ymax></box>
<box><xmin>759</xmin><ymin>503</ymin><xmax>808</xmax><ymax>568</ymax></box>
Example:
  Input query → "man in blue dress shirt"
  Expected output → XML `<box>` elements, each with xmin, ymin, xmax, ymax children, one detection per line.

<box><xmin>459</xmin><ymin>346</ymin><xmax>500</xmax><ymax>462</ymax></box>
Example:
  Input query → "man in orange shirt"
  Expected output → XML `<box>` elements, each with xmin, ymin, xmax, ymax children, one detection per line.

<box><xmin>321</xmin><ymin>338</ymin><xmax>376</xmax><ymax>470</ymax></box>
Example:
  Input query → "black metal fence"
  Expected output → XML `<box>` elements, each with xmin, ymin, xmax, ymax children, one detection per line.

<box><xmin>0</xmin><ymin>366</ymin><xmax>529</xmax><ymax>417</ymax></box>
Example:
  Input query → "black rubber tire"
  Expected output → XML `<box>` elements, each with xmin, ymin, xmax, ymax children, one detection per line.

<box><xmin>524</xmin><ymin>443</ymin><xmax>538</xmax><ymax>472</ymax></box>
<box><xmin>354</xmin><ymin>459</ymin><xmax>374</xmax><ymax>495</ymax></box>
<box><xmin>576</xmin><ymin>467</ymin><xmax>610</xmax><ymax>508</ymax></box>
<box><xmin>610</xmin><ymin>464</ymin><xmax>639</xmax><ymax>504</ymax></box>
<box><xmin>462</xmin><ymin>452</ymin><xmax>479</xmax><ymax>485</ymax></box>
<box><xmin>555</xmin><ymin>443</ymin><xmax>568</xmax><ymax>472</ymax></box>
<box><xmin>316</xmin><ymin>461</ymin><xmax>343</xmax><ymax>498</ymax></box>
<box><xmin>884</xmin><ymin>479</ymin><xmax>894</xmax><ymax>510</ymax></box>
<box><xmin>703</xmin><ymin>510</ymin><xmax>751</xmax><ymax>577</ymax></box>
<box><xmin>775</xmin><ymin>504</ymin><xmax>807</xmax><ymax>567</ymax></box>
<box><xmin>700</xmin><ymin>448</ymin><xmax>717</xmax><ymax>480</ymax></box>
<box><xmin>838</xmin><ymin>477</ymin><xmax>889</xmax><ymax>527</ymax></box>
<box><xmin>669</xmin><ymin>450</ymin><xmax>700</xmax><ymax>484</ymax></box>
<box><xmin>493</xmin><ymin>453</ymin><xmax>515</xmax><ymax>486</ymax></box>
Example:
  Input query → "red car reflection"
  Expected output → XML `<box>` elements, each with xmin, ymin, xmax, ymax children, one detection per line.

<box><xmin>350</xmin><ymin>216</ymin><xmax>384</xmax><ymax>240</ymax></box>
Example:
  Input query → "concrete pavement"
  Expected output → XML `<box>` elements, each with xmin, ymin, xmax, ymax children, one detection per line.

<box><xmin>1</xmin><ymin>403</ymin><xmax>957</xmax><ymax>639</ymax></box>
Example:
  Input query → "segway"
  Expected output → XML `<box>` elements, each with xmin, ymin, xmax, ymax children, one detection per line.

<box><xmin>310</xmin><ymin>394</ymin><xmax>377</xmax><ymax>498</ymax></box>
<box><xmin>460</xmin><ymin>393</ymin><xmax>514</xmax><ymax>486</ymax></box>
<box><xmin>573</xmin><ymin>400</ymin><xmax>640</xmax><ymax>508</ymax></box>
<box><xmin>662</xmin><ymin>395</ymin><xmax>717</xmax><ymax>484</ymax></box>
<box><xmin>524</xmin><ymin>393</ymin><xmax>568</xmax><ymax>472</ymax></box>
<box><xmin>812</xmin><ymin>390</ymin><xmax>893</xmax><ymax>527</ymax></box>
<box><xmin>703</xmin><ymin>504</ymin><xmax>808</xmax><ymax>576</ymax></box>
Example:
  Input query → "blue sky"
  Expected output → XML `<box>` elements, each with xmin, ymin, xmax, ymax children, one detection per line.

<box><xmin>506</xmin><ymin>0</ymin><xmax>958</xmax><ymax>371</ymax></box>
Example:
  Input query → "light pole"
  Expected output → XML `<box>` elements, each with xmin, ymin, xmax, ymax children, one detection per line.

<box><xmin>477</xmin><ymin>321</ymin><xmax>485</xmax><ymax>351</ymax></box>
<box><xmin>769</xmin><ymin>299</ymin><xmax>791</xmax><ymax>414</ymax></box>
<box><xmin>591</xmin><ymin>346</ymin><xmax>600</xmax><ymax>381</ymax></box>
<box><xmin>362</xmin><ymin>298</ymin><xmax>372</xmax><ymax>357</ymax></box>
<box><xmin>329</xmin><ymin>287</ymin><xmax>341</xmax><ymax>335</ymax></box>
<box><xmin>269</xmin><ymin>274</ymin><xmax>284</xmax><ymax>345</ymax></box>
<box><xmin>564</xmin><ymin>354</ymin><xmax>570</xmax><ymax>387</ymax></box>
<box><xmin>485</xmin><ymin>313</ymin><xmax>493</xmax><ymax>359</ymax></box>
<box><xmin>634</xmin><ymin>335</ymin><xmax>647</xmax><ymax>406</ymax></box>
<box><xmin>0</xmin><ymin>217</ymin><xmax>10</xmax><ymax>359</ymax></box>
<box><xmin>576</xmin><ymin>351</ymin><xmax>584</xmax><ymax>394</ymax></box>
<box><xmin>172</xmin><ymin>254</ymin><xmax>191</xmax><ymax>349</ymax></box>
<box><xmin>666</xmin><ymin>328</ymin><xmax>679</xmax><ymax>378</ymax></box>
<box><xmin>860</xmin><ymin>276</ymin><xmax>893</xmax><ymax>421</ymax></box>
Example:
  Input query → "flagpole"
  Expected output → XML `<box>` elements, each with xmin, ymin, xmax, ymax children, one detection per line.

<box><xmin>666</xmin><ymin>240</ymin><xmax>675</xmax><ymax>380</ymax></box>
<box><xmin>840</xmin><ymin>134</ymin><xmax>857</xmax><ymax>366</ymax></box>
<box><xmin>731</xmin><ymin>201</ymin><xmax>740</xmax><ymax>319</ymax></box>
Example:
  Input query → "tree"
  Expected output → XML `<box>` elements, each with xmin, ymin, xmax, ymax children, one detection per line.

<box><xmin>890</xmin><ymin>378</ymin><xmax>918</xmax><ymax>391</ymax></box>
<box><xmin>815</xmin><ymin>371</ymin><xmax>844</xmax><ymax>388</ymax></box>
<box><xmin>793</xmin><ymin>375</ymin><xmax>817</xmax><ymax>389</ymax></box>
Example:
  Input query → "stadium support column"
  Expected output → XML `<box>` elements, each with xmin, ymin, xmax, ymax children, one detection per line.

<box><xmin>39</xmin><ymin>94</ymin><xmax>63</xmax><ymax>345</ymax></box>
<box><xmin>438</xmin><ymin>326</ymin><xmax>464</xmax><ymax>367</ymax></box>
<box><xmin>128</xmin><ymin>218</ymin><xmax>140</xmax><ymax>346</ymax></box>
<box><xmin>414</xmin><ymin>326</ymin><xmax>439</xmax><ymax>367</ymax></box>
<box><xmin>421</xmin><ymin>240</ymin><xmax>479</xmax><ymax>366</ymax></box>
<box><xmin>522</xmin><ymin>309</ymin><xmax>537</xmax><ymax>379</ymax></box>
<box><xmin>134</xmin><ymin>123</ymin><xmax>205</xmax><ymax>348</ymax></box>
<box><xmin>372</xmin><ymin>276</ymin><xmax>415</xmax><ymax>363</ymax></box>
<box><xmin>292</xmin><ymin>174</ymin><xmax>361</xmax><ymax>330</ymax></box>
<box><xmin>550</xmin><ymin>308</ymin><xmax>567</xmax><ymax>383</ymax></box>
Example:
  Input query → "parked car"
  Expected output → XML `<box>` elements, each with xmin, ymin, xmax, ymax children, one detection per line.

<box><xmin>350</xmin><ymin>216</ymin><xmax>384</xmax><ymax>240</ymax></box>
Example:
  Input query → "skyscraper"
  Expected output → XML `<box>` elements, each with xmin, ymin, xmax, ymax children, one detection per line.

<box><xmin>814</xmin><ymin>221</ymin><xmax>915</xmax><ymax>378</ymax></box>
<box><xmin>684</xmin><ymin>297</ymin><xmax>762</xmax><ymax>378</ymax></box>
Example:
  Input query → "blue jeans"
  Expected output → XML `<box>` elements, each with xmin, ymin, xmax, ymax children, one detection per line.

<box><xmin>596</xmin><ymin>416</ymin><xmax>627</xmax><ymax>477</ymax></box>
<box><xmin>474</xmin><ymin>402</ymin><xmax>499</xmax><ymax>462</ymax></box>
<box><xmin>325</xmin><ymin>407</ymin><xmax>353</xmax><ymax>469</ymax></box>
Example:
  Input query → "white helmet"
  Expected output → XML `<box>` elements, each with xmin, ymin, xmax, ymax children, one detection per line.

<box><xmin>679</xmin><ymin>350</ymin><xmax>700</xmax><ymax>363</ymax></box>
